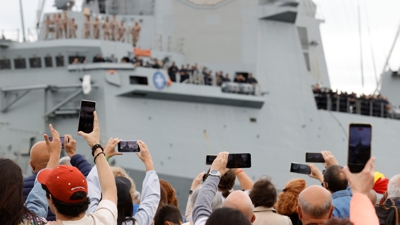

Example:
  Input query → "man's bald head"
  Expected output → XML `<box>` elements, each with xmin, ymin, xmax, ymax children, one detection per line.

<box><xmin>297</xmin><ymin>185</ymin><xmax>333</xmax><ymax>224</ymax></box>
<box><xmin>29</xmin><ymin>141</ymin><xmax>50</xmax><ymax>172</ymax></box>
<box><xmin>223</xmin><ymin>190</ymin><xmax>255</xmax><ymax>222</ymax></box>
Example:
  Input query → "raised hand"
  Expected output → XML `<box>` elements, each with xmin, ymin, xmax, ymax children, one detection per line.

<box><xmin>78</xmin><ymin>111</ymin><xmax>100</xmax><ymax>149</ymax></box>
<box><xmin>211</xmin><ymin>152</ymin><xmax>229</xmax><ymax>176</ymax></box>
<box><xmin>343</xmin><ymin>157</ymin><xmax>375</xmax><ymax>195</ymax></box>
<box><xmin>43</xmin><ymin>124</ymin><xmax>61</xmax><ymax>169</ymax></box>
<box><xmin>308</xmin><ymin>163</ymin><xmax>324</xmax><ymax>183</ymax></box>
<box><xmin>191</xmin><ymin>172</ymin><xmax>205</xmax><ymax>191</ymax></box>
<box><xmin>64</xmin><ymin>134</ymin><xmax>77</xmax><ymax>158</ymax></box>
<box><xmin>137</xmin><ymin>140</ymin><xmax>154</xmax><ymax>171</ymax></box>
<box><xmin>104</xmin><ymin>137</ymin><xmax>122</xmax><ymax>158</ymax></box>
<box><xmin>321</xmin><ymin>150</ymin><xmax>339</xmax><ymax>168</ymax></box>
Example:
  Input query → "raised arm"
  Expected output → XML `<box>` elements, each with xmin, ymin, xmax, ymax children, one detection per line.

<box><xmin>233</xmin><ymin>169</ymin><xmax>253</xmax><ymax>190</ymax></box>
<box><xmin>186</xmin><ymin>172</ymin><xmax>205</xmax><ymax>221</ymax></box>
<box><xmin>343</xmin><ymin>157</ymin><xmax>379</xmax><ymax>225</ymax></box>
<box><xmin>78</xmin><ymin>111</ymin><xmax>117</xmax><ymax>205</ymax></box>
<box><xmin>193</xmin><ymin>152</ymin><xmax>229</xmax><ymax>225</ymax></box>
<box><xmin>133</xmin><ymin>141</ymin><xmax>160</xmax><ymax>225</ymax></box>
<box><xmin>26</xmin><ymin>124</ymin><xmax>62</xmax><ymax>217</ymax></box>
<box><xmin>64</xmin><ymin>134</ymin><xmax>92</xmax><ymax>177</ymax></box>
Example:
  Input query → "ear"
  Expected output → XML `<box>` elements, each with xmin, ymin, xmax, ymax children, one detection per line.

<box><xmin>328</xmin><ymin>205</ymin><xmax>334</xmax><ymax>219</ymax></box>
<box><xmin>29</xmin><ymin>161</ymin><xmax>35</xmax><ymax>171</ymax></box>
<box><xmin>296</xmin><ymin>205</ymin><xmax>303</xmax><ymax>219</ymax></box>
<box><xmin>251</xmin><ymin>214</ymin><xmax>256</xmax><ymax>223</ymax></box>
<box><xmin>323</xmin><ymin>182</ymin><xmax>328</xmax><ymax>189</ymax></box>
<box><xmin>164</xmin><ymin>222</ymin><xmax>173</xmax><ymax>225</ymax></box>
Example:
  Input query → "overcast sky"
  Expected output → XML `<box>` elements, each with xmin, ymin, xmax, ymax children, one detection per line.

<box><xmin>1</xmin><ymin>0</ymin><xmax>400</xmax><ymax>95</ymax></box>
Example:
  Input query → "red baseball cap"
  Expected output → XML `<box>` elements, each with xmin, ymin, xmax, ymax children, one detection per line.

<box><xmin>38</xmin><ymin>165</ymin><xmax>88</xmax><ymax>204</ymax></box>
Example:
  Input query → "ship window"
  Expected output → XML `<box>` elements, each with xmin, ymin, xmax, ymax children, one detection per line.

<box><xmin>130</xmin><ymin>76</ymin><xmax>148</xmax><ymax>85</ymax></box>
<box><xmin>69</xmin><ymin>56</ymin><xmax>86</xmax><ymax>64</ymax></box>
<box><xmin>14</xmin><ymin>58</ymin><xmax>26</xmax><ymax>69</ymax></box>
<box><xmin>0</xmin><ymin>58</ymin><xmax>11</xmax><ymax>70</ymax></box>
<box><xmin>250</xmin><ymin>118</ymin><xmax>257</xmax><ymax>123</ymax></box>
<box><xmin>45</xmin><ymin>56</ymin><xmax>53</xmax><ymax>68</ymax></box>
<box><xmin>29</xmin><ymin>57</ymin><xmax>42</xmax><ymax>68</ymax></box>
<box><xmin>56</xmin><ymin>56</ymin><xmax>64</xmax><ymax>67</ymax></box>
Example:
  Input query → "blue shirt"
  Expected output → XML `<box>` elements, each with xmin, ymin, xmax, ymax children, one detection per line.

<box><xmin>332</xmin><ymin>190</ymin><xmax>352</xmax><ymax>219</ymax></box>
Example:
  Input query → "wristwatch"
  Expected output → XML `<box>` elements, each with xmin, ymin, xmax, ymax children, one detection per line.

<box><xmin>208</xmin><ymin>170</ymin><xmax>221</xmax><ymax>179</ymax></box>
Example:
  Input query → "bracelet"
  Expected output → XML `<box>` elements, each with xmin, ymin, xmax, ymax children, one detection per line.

<box><xmin>94</xmin><ymin>151</ymin><xmax>105</xmax><ymax>164</ymax></box>
<box><xmin>91</xmin><ymin>144</ymin><xmax>104</xmax><ymax>156</ymax></box>
<box><xmin>105</xmin><ymin>155</ymin><xmax>110</xmax><ymax>161</ymax></box>
<box><xmin>235</xmin><ymin>169</ymin><xmax>244</xmax><ymax>176</ymax></box>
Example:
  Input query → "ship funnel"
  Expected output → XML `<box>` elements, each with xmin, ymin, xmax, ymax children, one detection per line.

<box><xmin>82</xmin><ymin>75</ymin><xmax>92</xmax><ymax>95</ymax></box>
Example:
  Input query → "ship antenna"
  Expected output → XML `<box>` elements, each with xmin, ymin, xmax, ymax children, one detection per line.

<box><xmin>18</xmin><ymin>0</ymin><xmax>27</xmax><ymax>42</ymax></box>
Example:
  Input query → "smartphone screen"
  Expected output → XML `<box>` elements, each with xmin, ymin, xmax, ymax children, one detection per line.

<box><xmin>348</xmin><ymin>124</ymin><xmax>372</xmax><ymax>173</ymax></box>
<box><xmin>205</xmin><ymin>153</ymin><xmax>251</xmax><ymax>168</ymax></box>
<box><xmin>290</xmin><ymin>163</ymin><xmax>311</xmax><ymax>174</ymax></box>
<box><xmin>305</xmin><ymin>152</ymin><xmax>325</xmax><ymax>163</ymax></box>
<box><xmin>48</xmin><ymin>137</ymin><xmax>65</xmax><ymax>149</ymax></box>
<box><xmin>78</xmin><ymin>100</ymin><xmax>96</xmax><ymax>133</ymax></box>
<box><xmin>118</xmin><ymin>140</ymin><xmax>140</xmax><ymax>152</ymax></box>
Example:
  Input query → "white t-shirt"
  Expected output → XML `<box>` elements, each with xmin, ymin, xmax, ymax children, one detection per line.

<box><xmin>61</xmin><ymin>200</ymin><xmax>117</xmax><ymax>225</ymax></box>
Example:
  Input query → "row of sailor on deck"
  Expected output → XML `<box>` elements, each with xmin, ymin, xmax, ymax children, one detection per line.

<box><xmin>43</xmin><ymin>13</ymin><xmax>141</xmax><ymax>47</ymax></box>
<box><xmin>312</xmin><ymin>84</ymin><xmax>390</xmax><ymax>117</ymax></box>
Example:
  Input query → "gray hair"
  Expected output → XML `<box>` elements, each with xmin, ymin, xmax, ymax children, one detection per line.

<box><xmin>298</xmin><ymin>192</ymin><xmax>332</xmax><ymax>218</ymax></box>
<box><xmin>388</xmin><ymin>174</ymin><xmax>400</xmax><ymax>199</ymax></box>
<box><xmin>59</xmin><ymin>156</ymin><xmax>71</xmax><ymax>166</ymax></box>
<box><xmin>191</xmin><ymin>185</ymin><xmax>223</xmax><ymax>211</ymax></box>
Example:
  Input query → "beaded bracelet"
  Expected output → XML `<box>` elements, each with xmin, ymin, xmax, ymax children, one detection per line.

<box><xmin>94</xmin><ymin>151</ymin><xmax>106</xmax><ymax>164</ymax></box>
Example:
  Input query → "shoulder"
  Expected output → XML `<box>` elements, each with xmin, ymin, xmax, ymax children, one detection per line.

<box><xmin>22</xmin><ymin>214</ymin><xmax>49</xmax><ymax>225</ymax></box>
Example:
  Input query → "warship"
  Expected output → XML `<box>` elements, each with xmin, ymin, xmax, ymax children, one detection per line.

<box><xmin>1</xmin><ymin>0</ymin><xmax>400</xmax><ymax>210</ymax></box>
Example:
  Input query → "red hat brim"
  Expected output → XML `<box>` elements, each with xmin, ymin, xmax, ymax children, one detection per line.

<box><xmin>37</xmin><ymin>168</ymin><xmax>53</xmax><ymax>185</ymax></box>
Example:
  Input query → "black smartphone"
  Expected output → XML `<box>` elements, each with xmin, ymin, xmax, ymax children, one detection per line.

<box><xmin>305</xmin><ymin>152</ymin><xmax>325</xmax><ymax>163</ymax></box>
<box><xmin>118</xmin><ymin>140</ymin><xmax>140</xmax><ymax>152</ymax></box>
<box><xmin>348</xmin><ymin>123</ymin><xmax>372</xmax><ymax>173</ymax></box>
<box><xmin>48</xmin><ymin>137</ymin><xmax>65</xmax><ymax>149</ymax></box>
<box><xmin>205</xmin><ymin>153</ymin><xmax>251</xmax><ymax>168</ymax></box>
<box><xmin>290</xmin><ymin>163</ymin><xmax>311</xmax><ymax>174</ymax></box>
<box><xmin>77</xmin><ymin>100</ymin><xmax>96</xmax><ymax>133</ymax></box>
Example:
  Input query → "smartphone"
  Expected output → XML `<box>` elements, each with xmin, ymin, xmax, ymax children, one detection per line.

<box><xmin>77</xmin><ymin>100</ymin><xmax>96</xmax><ymax>133</ymax></box>
<box><xmin>205</xmin><ymin>153</ymin><xmax>251</xmax><ymax>168</ymax></box>
<box><xmin>290</xmin><ymin>163</ymin><xmax>311</xmax><ymax>174</ymax></box>
<box><xmin>348</xmin><ymin>123</ymin><xmax>372</xmax><ymax>173</ymax></box>
<box><xmin>48</xmin><ymin>137</ymin><xmax>65</xmax><ymax>149</ymax></box>
<box><xmin>305</xmin><ymin>152</ymin><xmax>325</xmax><ymax>163</ymax></box>
<box><xmin>118</xmin><ymin>140</ymin><xmax>140</xmax><ymax>152</ymax></box>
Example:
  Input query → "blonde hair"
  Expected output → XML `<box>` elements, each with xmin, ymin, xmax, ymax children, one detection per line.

<box><xmin>276</xmin><ymin>178</ymin><xmax>306</xmax><ymax>216</ymax></box>
<box><xmin>111</xmin><ymin>166</ymin><xmax>138</xmax><ymax>203</ymax></box>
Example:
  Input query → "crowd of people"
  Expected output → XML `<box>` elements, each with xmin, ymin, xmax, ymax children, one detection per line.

<box><xmin>127</xmin><ymin>56</ymin><xmax>259</xmax><ymax>87</ymax></box>
<box><xmin>43</xmin><ymin>13</ymin><xmax>142</xmax><ymax>46</ymax></box>
<box><xmin>1</xmin><ymin>108</ymin><xmax>398</xmax><ymax>225</ymax></box>
<box><xmin>313</xmin><ymin>84</ymin><xmax>391</xmax><ymax>118</ymax></box>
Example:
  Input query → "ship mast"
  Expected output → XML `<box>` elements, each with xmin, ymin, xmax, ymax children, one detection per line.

<box><xmin>18</xmin><ymin>0</ymin><xmax>26</xmax><ymax>42</ymax></box>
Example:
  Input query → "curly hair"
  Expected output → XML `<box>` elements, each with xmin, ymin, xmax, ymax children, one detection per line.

<box><xmin>160</xmin><ymin>179</ymin><xmax>178</xmax><ymax>207</ymax></box>
<box><xmin>275</xmin><ymin>178</ymin><xmax>306</xmax><ymax>216</ymax></box>
<box><xmin>111</xmin><ymin>166</ymin><xmax>138</xmax><ymax>203</ymax></box>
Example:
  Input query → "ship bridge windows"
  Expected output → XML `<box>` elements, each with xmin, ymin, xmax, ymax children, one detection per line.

<box><xmin>14</xmin><ymin>58</ymin><xmax>26</xmax><ymax>69</ymax></box>
<box><xmin>29</xmin><ymin>57</ymin><xmax>42</xmax><ymax>68</ymax></box>
<box><xmin>45</xmin><ymin>56</ymin><xmax>53</xmax><ymax>68</ymax></box>
<box><xmin>0</xmin><ymin>58</ymin><xmax>11</xmax><ymax>70</ymax></box>
<box><xmin>130</xmin><ymin>76</ymin><xmax>148</xmax><ymax>85</ymax></box>
<box><xmin>69</xmin><ymin>56</ymin><xmax>86</xmax><ymax>64</ymax></box>
<box><xmin>56</xmin><ymin>55</ymin><xmax>64</xmax><ymax>67</ymax></box>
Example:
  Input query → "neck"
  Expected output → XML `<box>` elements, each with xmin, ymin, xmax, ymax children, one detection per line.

<box><xmin>56</xmin><ymin>212</ymin><xmax>86</xmax><ymax>221</ymax></box>
<box><xmin>301</xmin><ymin>218</ymin><xmax>328</xmax><ymax>225</ymax></box>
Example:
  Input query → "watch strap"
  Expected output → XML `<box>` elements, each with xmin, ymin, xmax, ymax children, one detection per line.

<box><xmin>91</xmin><ymin>144</ymin><xmax>104</xmax><ymax>156</ymax></box>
